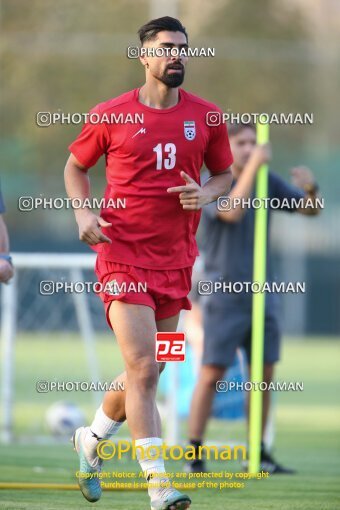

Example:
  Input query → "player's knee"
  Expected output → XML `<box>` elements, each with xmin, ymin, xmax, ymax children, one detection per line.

<box><xmin>126</xmin><ymin>356</ymin><xmax>159</xmax><ymax>390</ymax></box>
<box><xmin>200</xmin><ymin>365</ymin><xmax>225</xmax><ymax>388</ymax></box>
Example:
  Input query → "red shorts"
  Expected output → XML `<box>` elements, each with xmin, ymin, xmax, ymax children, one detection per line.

<box><xmin>94</xmin><ymin>258</ymin><xmax>193</xmax><ymax>329</ymax></box>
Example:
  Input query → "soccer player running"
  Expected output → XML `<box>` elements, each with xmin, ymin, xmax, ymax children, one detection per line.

<box><xmin>185</xmin><ymin>121</ymin><xmax>321</xmax><ymax>474</ymax></box>
<box><xmin>64</xmin><ymin>17</ymin><xmax>233</xmax><ymax>510</ymax></box>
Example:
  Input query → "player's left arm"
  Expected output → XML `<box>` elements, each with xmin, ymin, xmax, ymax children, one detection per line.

<box><xmin>167</xmin><ymin>169</ymin><xmax>232</xmax><ymax>211</ymax></box>
<box><xmin>290</xmin><ymin>166</ymin><xmax>321</xmax><ymax>216</ymax></box>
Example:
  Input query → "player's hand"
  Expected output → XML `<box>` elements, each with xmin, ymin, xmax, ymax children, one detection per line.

<box><xmin>290</xmin><ymin>166</ymin><xmax>316</xmax><ymax>190</ymax></box>
<box><xmin>75</xmin><ymin>209</ymin><xmax>112</xmax><ymax>245</ymax></box>
<box><xmin>167</xmin><ymin>171</ymin><xmax>209</xmax><ymax>211</ymax></box>
<box><xmin>248</xmin><ymin>143</ymin><xmax>271</xmax><ymax>171</ymax></box>
<box><xmin>0</xmin><ymin>259</ymin><xmax>14</xmax><ymax>283</ymax></box>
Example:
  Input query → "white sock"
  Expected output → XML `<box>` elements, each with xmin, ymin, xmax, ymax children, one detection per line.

<box><xmin>84</xmin><ymin>405</ymin><xmax>123</xmax><ymax>453</ymax></box>
<box><xmin>135</xmin><ymin>437</ymin><xmax>171</xmax><ymax>497</ymax></box>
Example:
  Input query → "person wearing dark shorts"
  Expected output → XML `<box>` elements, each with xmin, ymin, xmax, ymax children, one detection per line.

<box><xmin>203</xmin><ymin>291</ymin><xmax>281</xmax><ymax>369</ymax></box>
<box><xmin>186</xmin><ymin>121</ymin><xmax>322</xmax><ymax>474</ymax></box>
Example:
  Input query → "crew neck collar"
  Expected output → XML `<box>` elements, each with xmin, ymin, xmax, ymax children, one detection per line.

<box><xmin>134</xmin><ymin>87</ymin><xmax>184</xmax><ymax>113</ymax></box>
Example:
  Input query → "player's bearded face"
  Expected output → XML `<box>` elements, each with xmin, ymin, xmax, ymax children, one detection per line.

<box><xmin>157</xmin><ymin>61</ymin><xmax>185</xmax><ymax>88</ymax></box>
<box><xmin>143</xmin><ymin>31</ymin><xmax>188</xmax><ymax>88</ymax></box>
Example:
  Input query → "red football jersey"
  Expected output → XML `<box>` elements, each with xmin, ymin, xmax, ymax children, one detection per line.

<box><xmin>68</xmin><ymin>88</ymin><xmax>233</xmax><ymax>269</ymax></box>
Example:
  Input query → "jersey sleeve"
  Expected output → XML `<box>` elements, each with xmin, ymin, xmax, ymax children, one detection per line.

<box><xmin>68</xmin><ymin>104</ymin><xmax>110</xmax><ymax>168</ymax></box>
<box><xmin>269</xmin><ymin>172</ymin><xmax>306</xmax><ymax>213</ymax></box>
<box><xmin>204</xmin><ymin>112</ymin><xmax>233</xmax><ymax>174</ymax></box>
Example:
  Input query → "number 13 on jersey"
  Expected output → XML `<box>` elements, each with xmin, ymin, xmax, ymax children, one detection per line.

<box><xmin>153</xmin><ymin>143</ymin><xmax>176</xmax><ymax>170</ymax></box>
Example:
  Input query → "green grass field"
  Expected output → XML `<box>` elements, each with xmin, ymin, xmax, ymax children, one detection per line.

<box><xmin>0</xmin><ymin>335</ymin><xmax>339</xmax><ymax>509</ymax></box>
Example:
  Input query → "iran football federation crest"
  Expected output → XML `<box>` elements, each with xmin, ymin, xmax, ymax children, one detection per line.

<box><xmin>184</xmin><ymin>121</ymin><xmax>196</xmax><ymax>141</ymax></box>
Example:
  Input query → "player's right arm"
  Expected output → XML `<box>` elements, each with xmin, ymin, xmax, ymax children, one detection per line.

<box><xmin>64</xmin><ymin>154</ymin><xmax>111</xmax><ymax>246</ymax></box>
<box><xmin>65</xmin><ymin>103</ymin><xmax>112</xmax><ymax>246</ymax></box>
<box><xmin>217</xmin><ymin>144</ymin><xmax>271</xmax><ymax>223</ymax></box>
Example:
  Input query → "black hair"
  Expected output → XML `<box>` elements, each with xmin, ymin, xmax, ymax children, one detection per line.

<box><xmin>138</xmin><ymin>16</ymin><xmax>188</xmax><ymax>45</ymax></box>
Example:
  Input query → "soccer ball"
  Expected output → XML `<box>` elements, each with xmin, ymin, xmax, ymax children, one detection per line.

<box><xmin>45</xmin><ymin>401</ymin><xmax>85</xmax><ymax>436</ymax></box>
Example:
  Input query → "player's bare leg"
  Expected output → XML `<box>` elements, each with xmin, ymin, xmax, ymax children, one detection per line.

<box><xmin>74</xmin><ymin>302</ymin><xmax>190</xmax><ymax>507</ymax></box>
<box><xmin>108</xmin><ymin>302</ymin><xmax>191</xmax><ymax>509</ymax></box>
<box><xmin>262</xmin><ymin>363</ymin><xmax>274</xmax><ymax>434</ymax></box>
<box><xmin>185</xmin><ymin>364</ymin><xmax>225</xmax><ymax>472</ymax></box>
<box><xmin>244</xmin><ymin>362</ymin><xmax>294</xmax><ymax>473</ymax></box>
<box><xmin>189</xmin><ymin>364</ymin><xmax>226</xmax><ymax>440</ymax></box>
<box><xmin>246</xmin><ymin>362</ymin><xmax>274</xmax><ymax>439</ymax></box>
<box><xmin>156</xmin><ymin>313</ymin><xmax>180</xmax><ymax>334</ymax></box>
<box><xmin>108</xmin><ymin>302</ymin><xmax>159</xmax><ymax>437</ymax></box>
<box><xmin>100</xmin><ymin>313</ymin><xmax>179</xmax><ymax>430</ymax></box>
<box><xmin>102</xmin><ymin>371</ymin><xmax>127</xmax><ymax>421</ymax></box>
